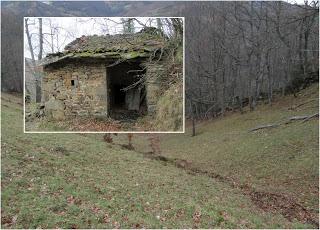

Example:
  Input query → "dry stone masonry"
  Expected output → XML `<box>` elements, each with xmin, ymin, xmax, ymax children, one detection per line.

<box><xmin>43</xmin><ymin>63</ymin><xmax>107</xmax><ymax>119</ymax></box>
<box><xmin>41</xmin><ymin>29</ymin><xmax>167</xmax><ymax>121</ymax></box>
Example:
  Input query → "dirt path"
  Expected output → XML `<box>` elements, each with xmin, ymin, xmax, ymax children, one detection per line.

<box><xmin>118</xmin><ymin>144</ymin><xmax>319</xmax><ymax>228</ymax></box>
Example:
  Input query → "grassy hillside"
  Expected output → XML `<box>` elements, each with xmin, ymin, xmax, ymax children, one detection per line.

<box><xmin>113</xmin><ymin>84</ymin><xmax>319</xmax><ymax>226</ymax></box>
<box><xmin>1</xmin><ymin>91</ymin><xmax>316</xmax><ymax>228</ymax></box>
<box><xmin>161</xmin><ymin>84</ymin><xmax>319</xmax><ymax>208</ymax></box>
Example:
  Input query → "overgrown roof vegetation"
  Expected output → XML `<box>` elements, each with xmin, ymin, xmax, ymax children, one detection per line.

<box><xmin>43</xmin><ymin>28</ymin><xmax>166</xmax><ymax>66</ymax></box>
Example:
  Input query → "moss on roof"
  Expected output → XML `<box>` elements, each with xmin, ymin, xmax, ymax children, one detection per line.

<box><xmin>43</xmin><ymin>29</ymin><xmax>165</xmax><ymax>66</ymax></box>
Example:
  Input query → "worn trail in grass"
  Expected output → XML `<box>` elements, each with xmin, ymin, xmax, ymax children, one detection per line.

<box><xmin>1</xmin><ymin>93</ymin><xmax>314</xmax><ymax>228</ymax></box>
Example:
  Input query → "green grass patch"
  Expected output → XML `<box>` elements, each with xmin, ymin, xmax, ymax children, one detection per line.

<box><xmin>115</xmin><ymin>84</ymin><xmax>319</xmax><ymax>218</ymax></box>
<box><xmin>1</xmin><ymin>92</ymin><xmax>314</xmax><ymax>228</ymax></box>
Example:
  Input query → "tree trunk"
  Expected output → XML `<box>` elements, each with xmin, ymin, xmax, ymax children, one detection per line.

<box><xmin>190</xmin><ymin>101</ymin><xmax>196</xmax><ymax>137</ymax></box>
<box><xmin>38</xmin><ymin>18</ymin><xmax>43</xmax><ymax>61</ymax></box>
<box><xmin>25</xmin><ymin>19</ymin><xmax>35</xmax><ymax>66</ymax></box>
<box><xmin>192</xmin><ymin>115</ymin><xmax>196</xmax><ymax>137</ymax></box>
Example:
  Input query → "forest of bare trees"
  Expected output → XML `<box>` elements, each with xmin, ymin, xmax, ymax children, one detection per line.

<box><xmin>185</xmin><ymin>1</ymin><xmax>319</xmax><ymax>119</ymax></box>
<box><xmin>2</xmin><ymin>1</ymin><xmax>319</xmax><ymax>121</ymax></box>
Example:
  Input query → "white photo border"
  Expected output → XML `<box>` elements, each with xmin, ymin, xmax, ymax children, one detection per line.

<box><xmin>23</xmin><ymin>16</ymin><xmax>185</xmax><ymax>134</ymax></box>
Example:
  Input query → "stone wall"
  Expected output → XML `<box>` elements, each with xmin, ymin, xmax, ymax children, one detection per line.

<box><xmin>144</xmin><ymin>62</ymin><xmax>165</xmax><ymax>114</ymax></box>
<box><xmin>42</xmin><ymin>62</ymin><xmax>108</xmax><ymax>119</ymax></box>
<box><xmin>42</xmin><ymin>59</ymin><xmax>165</xmax><ymax>120</ymax></box>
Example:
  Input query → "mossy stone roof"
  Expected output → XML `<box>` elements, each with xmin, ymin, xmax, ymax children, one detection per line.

<box><xmin>42</xmin><ymin>29</ymin><xmax>165</xmax><ymax>66</ymax></box>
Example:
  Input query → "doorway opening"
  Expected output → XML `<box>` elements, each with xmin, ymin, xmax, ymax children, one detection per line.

<box><xmin>107</xmin><ymin>61</ymin><xmax>147</xmax><ymax>120</ymax></box>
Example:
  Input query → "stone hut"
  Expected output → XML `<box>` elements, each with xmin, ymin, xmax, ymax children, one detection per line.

<box><xmin>41</xmin><ymin>29</ymin><xmax>166</xmax><ymax>120</ymax></box>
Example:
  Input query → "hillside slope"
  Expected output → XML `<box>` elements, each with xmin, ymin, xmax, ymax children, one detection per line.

<box><xmin>112</xmin><ymin>84</ymin><xmax>319</xmax><ymax>227</ymax></box>
<box><xmin>1</xmin><ymin>92</ymin><xmax>315</xmax><ymax>228</ymax></box>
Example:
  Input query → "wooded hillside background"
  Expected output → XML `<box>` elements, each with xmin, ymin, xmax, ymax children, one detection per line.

<box><xmin>1</xmin><ymin>1</ymin><xmax>319</xmax><ymax>118</ymax></box>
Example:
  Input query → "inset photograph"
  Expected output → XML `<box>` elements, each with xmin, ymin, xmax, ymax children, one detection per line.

<box><xmin>24</xmin><ymin>17</ymin><xmax>184</xmax><ymax>132</ymax></box>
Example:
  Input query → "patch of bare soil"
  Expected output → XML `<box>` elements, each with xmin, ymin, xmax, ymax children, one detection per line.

<box><xmin>142</xmin><ymin>152</ymin><xmax>170</xmax><ymax>162</ymax></box>
<box><xmin>120</xmin><ymin>143</ymin><xmax>135</xmax><ymax>151</ymax></box>
<box><xmin>57</xmin><ymin>115</ymin><xmax>152</xmax><ymax>132</ymax></box>
<box><xmin>248</xmin><ymin>190</ymin><xmax>318</xmax><ymax>227</ymax></box>
<box><xmin>111</xmin><ymin>109</ymin><xmax>140</xmax><ymax>122</ymax></box>
<box><xmin>64</xmin><ymin>117</ymin><xmax>123</xmax><ymax>132</ymax></box>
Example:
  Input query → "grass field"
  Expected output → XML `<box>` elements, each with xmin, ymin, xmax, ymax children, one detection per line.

<box><xmin>1</xmin><ymin>84</ymin><xmax>319</xmax><ymax>228</ymax></box>
<box><xmin>113</xmin><ymin>84</ymin><xmax>319</xmax><ymax>227</ymax></box>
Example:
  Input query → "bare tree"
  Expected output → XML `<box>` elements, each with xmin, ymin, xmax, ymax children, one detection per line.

<box><xmin>38</xmin><ymin>18</ymin><xmax>43</xmax><ymax>60</ymax></box>
<box><xmin>25</xmin><ymin>18</ymin><xmax>36</xmax><ymax>66</ymax></box>
<box><xmin>184</xmin><ymin>1</ymin><xmax>318</xmax><ymax>119</ymax></box>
